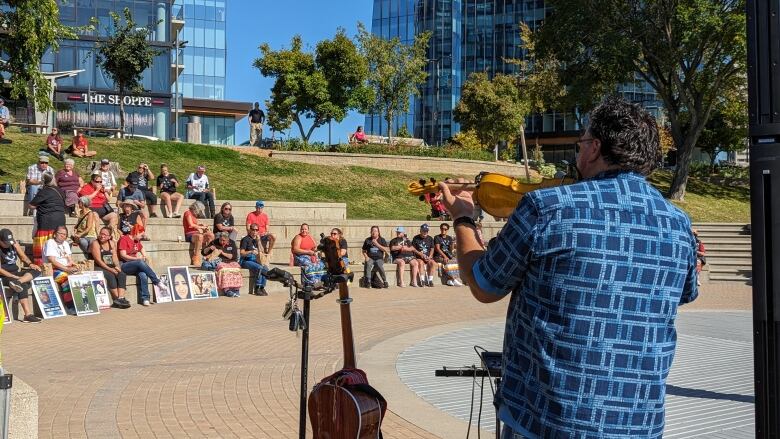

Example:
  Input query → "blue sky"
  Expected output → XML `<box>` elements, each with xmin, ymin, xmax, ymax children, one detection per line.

<box><xmin>225</xmin><ymin>0</ymin><xmax>372</xmax><ymax>144</ymax></box>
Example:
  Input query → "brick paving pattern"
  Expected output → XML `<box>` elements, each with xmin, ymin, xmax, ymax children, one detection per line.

<box><xmin>1</xmin><ymin>279</ymin><xmax>751</xmax><ymax>438</ymax></box>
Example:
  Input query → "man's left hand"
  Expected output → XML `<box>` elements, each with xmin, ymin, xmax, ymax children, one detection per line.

<box><xmin>439</xmin><ymin>178</ymin><xmax>475</xmax><ymax>220</ymax></box>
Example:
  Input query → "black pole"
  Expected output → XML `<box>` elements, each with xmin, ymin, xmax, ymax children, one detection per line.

<box><xmin>299</xmin><ymin>295</ymin><xmax>311</xmax><ymax>439</ymax></box>
<box><xmin>747</xmin><ymin>1</ymin><xmax>780</xmax><ymax>437</ymax></box>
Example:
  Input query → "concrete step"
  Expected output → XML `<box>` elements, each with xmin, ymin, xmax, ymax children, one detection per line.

<box><xmin>705</xmin><ymin>243</ymin><xmax>752</xmax><ymax>251</ymax></box>
<box><xmin>709</xmin><ymin>273</ymin><xmax>752</xmax><ymax>282</ymax></box>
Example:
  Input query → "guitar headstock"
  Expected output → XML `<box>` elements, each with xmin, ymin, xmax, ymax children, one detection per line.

<box><xmin>407</xmin><ymin>177</ymin><xmax>439</xmax><ymax>198</ymax></box>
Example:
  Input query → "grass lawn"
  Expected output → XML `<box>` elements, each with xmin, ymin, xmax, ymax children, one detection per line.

<box><xmin>0</xmin><ymin>130</ymin><xmax>749</xmax><ymax>222</ymax></box>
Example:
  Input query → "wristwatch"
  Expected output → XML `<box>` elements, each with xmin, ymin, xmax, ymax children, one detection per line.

<box><xmin>453</xmin><ymin>216</ymin><xmax>477</xmax><ymax>228</ymax></box>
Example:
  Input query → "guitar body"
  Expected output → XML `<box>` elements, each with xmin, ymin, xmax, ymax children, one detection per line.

<box><xmin>308</xmin><ymin>382</ymin><xmax>383</xmax><ymax>439</ymax></box>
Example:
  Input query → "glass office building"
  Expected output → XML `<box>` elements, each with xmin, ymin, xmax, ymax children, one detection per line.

<box><xmin>47</xmin><ymin>0</ymin><xmax>174</xmax><ymax>139</ymax></box>
<box><xmin>367</xmin><ymin>0</ymin><xmax>663</xmax><ymax>152</ymax></box>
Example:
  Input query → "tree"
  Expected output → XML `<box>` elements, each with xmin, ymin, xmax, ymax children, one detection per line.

<box><xmin>534</xmin><ymin>0</ymin><xmax>746</xmax><ymax>200</ymax></box>
<box><xmin>357</xmin><ymin>23</ymin><xmax>430</xmax><ymax>145</ymax></box>
<box><xmin>254</xmin><ymin>30</ymin><xmax>369</xmax><ymax>143</ymax></box>
<box><xmin>694</xmin><ymin>84</ymin><xmax>748</xmax><ymax>172</ymax></box>
<box><xmin>0</xmin><ymin>0</ymin><xmax>76</xmax><ymax>111</ymax></box>
<box><xmin>95</xmin><ymin>8</ymin><xmax>160</xmax><ymax>136</ymax></box>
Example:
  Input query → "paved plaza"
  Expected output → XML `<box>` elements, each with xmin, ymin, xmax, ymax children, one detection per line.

<box><xmin>1</xmin><ymin>280</ymin><xmax>753</xmax><ymax>438</ymax></box>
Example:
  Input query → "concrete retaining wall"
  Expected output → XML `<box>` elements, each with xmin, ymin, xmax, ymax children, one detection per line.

<box><xmin>8</xmin><ymin>375</ymin><xmax>37</xmax><ymax>439</ymax></box>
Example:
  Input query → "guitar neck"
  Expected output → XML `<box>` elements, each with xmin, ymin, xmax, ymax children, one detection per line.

<box><xmin>337</xmin><ymin>283</ymin><xmax>357</xmax><ymax>369</ymax></box>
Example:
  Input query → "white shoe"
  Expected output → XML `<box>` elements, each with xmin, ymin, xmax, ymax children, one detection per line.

<box><xmin>453</xmin><ymin>279</ymin><xmax>463</xmax><ymax>286</ymax></box>
<box><xmin>142</xmin><ymin>300</ymin><xmax>150</xmax><ymax>307</ymax></box>
<box><xmin>446</xmin><ymin>280</ymin><xmax>454</xmax><ymax>286</ymax></box>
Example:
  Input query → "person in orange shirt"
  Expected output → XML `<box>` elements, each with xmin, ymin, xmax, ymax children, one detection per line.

<box><xmin>245</xmin><ymin>200</ymin><xmax>276</xmax><ymax>255</ymax></box>
<box><xmin>67</xmin><ymin>130</ymin><xmax>96</xmax><ymax>158</ymax></box>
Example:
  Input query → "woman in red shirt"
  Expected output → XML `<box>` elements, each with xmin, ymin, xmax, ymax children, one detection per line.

<box><xmin>118</xmin><ymin>224</ymin><xmax>168</xmax><ymax>306</ymax></box>
<box><xmin>67</xmin><ymin>130</ymin><xmax>96</xmax><ymax>158</ymax></box>
<box><xmin>291</xmin><ymin>223</ymin><xmax>317</xmax><ymax>267</ymax></box>
<box><xmin>183</xmin><ymin>201</ymin><xmax>214</xmax><ymax>266</ymax></box>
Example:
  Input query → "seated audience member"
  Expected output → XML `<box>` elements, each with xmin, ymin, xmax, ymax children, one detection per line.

<box><xmin>0</xmin><ymin>98</ymin><xmax>8</xmax><ymax>140</ymax></box>
<box><xmin>96</xmin><ymin>159</ymin><xmax>118</xmax><ymax>196</ymax></box>
<box><xmin>127</xmin><ymin>163</ymin><xmax>158</xmax><ymax>218</ymax></box>
<box><xmin>434</xmin><ymin>222</ymin><xmax>462</xmax><ymax>286</ymax></box>
<box><xmin>29</xmin><ymin>173</ymin><xmax>65</xmax><ymax>265</ymax></box>
<box><xmin>245</xmin><ymin>200</ymin><xmax>276</xmax><ymax>255</ymax></box>
<box><xmin>330</xmin><ymin>228</ymin><xmax>349</xmax><ymax>267</ymax></box>
<box><xmin>349</xmin><ymin>125</ymin><xmax>368</xmax><ymax>144</ymax></box>
<box><xmin>55</xmin><ymin>158</ymin><xmax>84</xmax><ymax>216</ymax></box>
<box><xmin>412</xmin><ymin>224</ymin><xmax>437</xmax><ymax>287</ymax></box>
<box><xmin>361</xmin><ymin>225</ymin><xmax>389</xmax><ymax>289</ymax></box>
<box><xmin>240</xmin><ymin>224</ymin><xmax>270</xmax><ymax>296</ymax></box>
<box><xmin>72</xmin><ymin>196</ymin><xmax>99</xmax><ymax>253</ymax></box>
<box><xmin>693</xmin><ymin>228</ymin><xmax>706</xmax><ymax>286</ymax></box>
<box><xmin>291</xmin><ymin>223</ymin><xmax>317</xmax><ymax>268</ymax></box>
<box><xmin>186</xmin><ymin>165</ymin><xmax>215</xmax><ymax>218</ymax></box>
<box><xmin>88</xmin><ymin>227</ymin><xmax>130</xmax><ymax>309</ymax></box>
<box><xmin>389</xmin><ymin>226</ymin><xmax>419</xmax><ymax>287</ymax></box>
<box><xmin>66</xmin><ymin>130</ymin><xmax>96</xmax><ymax>157</ymax></box>
<box><xmin>201</xmin><ymin>231</ymin><xmax>241</xmax><ymax>297</ymax></box>
<box><xmin>44</xmin><ymin>225</ymin><xmax>79</xmax><ymax>310</ymax></box>
<box><xmin>25</xmin><ymin>155</ymin><xmax>55</xmax><ymax>216</ymax></box>
<box><xmin>118</xmin><ymin>200</ymin><xmax>144</xmax><ymax>236</ymax></box>
<box><xmin>44</xmin><ymin>128</ymin><xmax>65</xmax><ymax>161</ymax></box>
<box><xmin>0</xmin><ymin>229</ymin><xmax>42</xmax><ymax>322</ymax></box>
<box><xmin>118</xmin><ymin>224</ymin><xmax>168</xmax><ymax>306</ymax></box>
<box><xmin>214</xmin><ymin>202</ymin><xmax>238</xmax><ymax>241</ymax></box>
<box><xmin>183</xmin><ymin>201</ymin><xmax>214</xmax><ymax>266</ymax></box>
<box><xmin>118</xmin><ymin>177</ymin><xmax>149</xmax><ymax>237</ymax></box>
<box><xmin>157</xmin><ymin>164</ymin><xmax>183</xmax><ymax>218</ymax></box>
<box><xmin>78</xmin><ymin>172</ymin><xmax>119</xmax><ymax>234</ymax></box>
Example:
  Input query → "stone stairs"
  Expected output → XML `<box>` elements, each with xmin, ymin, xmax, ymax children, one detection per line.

<box><xmin>693</xmin><ymin>223</ymin><xmax>752</xmax><ymax>282</ymax></box>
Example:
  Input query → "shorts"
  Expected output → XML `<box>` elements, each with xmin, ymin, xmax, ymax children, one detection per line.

<box><xmin>394</xmin><ymin>256</ymin><xmax>413</xmax><ymax>264</ymax></box>
<box><xmin>185</xmin><ymin>233</ymin><xmax>196</xmax><ymax>243</ymax></box>
<box><xmin>141</xmin><ymin>189</ymin><xmax>157</xmax><ymax>205</ymax></box>
<box><xmin>101</xmin><ymin>267</ymin><xmax>127</xmax><ymax>290</ymax></box>
<box><xmin>90</xmin><ymin>206</ymin><xmax>113</xmax><ymax>218</ymax></box>
<box><xmin>260</xmin><ymin>234</ymin><xmax>272</xmax><ymax>243</ymax></box>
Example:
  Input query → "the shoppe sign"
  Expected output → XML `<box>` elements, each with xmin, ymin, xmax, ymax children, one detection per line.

<box><xmin>56</xmin><ymin>92</ymin><xmax>168</xmax><ymax>107</ymax></box>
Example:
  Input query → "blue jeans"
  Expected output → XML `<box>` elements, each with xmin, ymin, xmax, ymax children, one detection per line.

<box><xmin>240</xmin><ymin>260</ymin><xmax>268</xmax><ymax>287</ymax></box>
<box><xmin>121</xmin><ymin>259</ymin><xmax>160</xmax><ymax>302</ymax></box>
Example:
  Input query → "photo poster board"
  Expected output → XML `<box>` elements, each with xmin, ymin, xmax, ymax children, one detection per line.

<box><xmin>189</xmin><ymin>272</ymin><xmax>217</xmax><ymax>300</ymax></box>
<box><xmin>86</xmin><ymin>271</ymin><xmax>111</xmax><ymax>310</ymax></box>
<box><xmin>155</xmin><ymin>273</ymin><xmax>173</xmax><ymax>304</ymax></box>
<box><xmin>32</xmin><ymin>277</ymin><xmax>66</xmax><ymax>319</ymax></box>
<box><xmin>1</xmin><ymin>283</ymin><xmax>11</xmax><ymax>325</ymax></box>
<box><xmin>168</xmin><ymin>266</ymin><xmax>193</xmax><ymax>301</ymax></box>
<box><xmin>68</xmin><ymin>273</ymin><xmax>100</xmax><ymax>316</ymax></box>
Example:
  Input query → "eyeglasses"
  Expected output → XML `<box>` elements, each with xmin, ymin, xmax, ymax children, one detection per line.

<box><xmin>94</xmin><ymin>180</ymin><xmax>103</xmax><ymax>183</ymax></box>
<box><xmin>38</xmin><ymin>161</ymin><xmax>47</xmax><ymax>164</ymax></box>
<box><xmin>330</xmin><ymin>232</ymin><xmax>339</xmax><ymax>236</ymax></box>
<box><xmin>250</xmin><ymin>228</ymin><xmax>259</xmax><ymax>231</ymax></box>
<box><xmin>575</xmin><ymin>137</ymin><xmax>596</xmax><ymax>153</ymax></box>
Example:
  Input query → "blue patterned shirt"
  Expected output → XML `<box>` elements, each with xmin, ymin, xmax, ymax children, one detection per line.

<box><xmin>473</xmin><ymin>170</ymin><xmax>698</xmax><ymax>438</ymax></box>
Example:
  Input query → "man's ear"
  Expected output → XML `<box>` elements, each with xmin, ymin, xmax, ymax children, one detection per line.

<box><xmin>584</xmin><ymin>139</ymin><xmax>602</xmax><ymax>165</ymax></box>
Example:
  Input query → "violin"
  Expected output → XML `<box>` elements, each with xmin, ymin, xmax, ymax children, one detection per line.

<box><xmin>408</xmin><ymin>170</ymin><xmax>576</xmax><ymax>219</ymax></box>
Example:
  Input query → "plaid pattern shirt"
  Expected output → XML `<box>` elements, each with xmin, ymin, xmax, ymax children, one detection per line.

<box><xmin>473</xmin><ymin>170</ymin><xmax>698</xmax><ymax>438</ymax></box>
<box><xmin>26</xmin><ymin>164</ymin><xmax>54</xmax><ymax>186</ymax></box>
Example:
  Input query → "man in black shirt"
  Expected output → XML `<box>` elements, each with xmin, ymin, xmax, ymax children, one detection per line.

<box><xmin>0</xmin><ymin>229</ymin><xmax>42</xmax><ymax>322</ymax></box>
<box><xmin>126</xmin><ymin>163</ymin><xmax>158</xmax><ymax>218</ymax></box>
<box><xmin>412</xmin><ymin>224</ymin><xmax>437</xmax><ymax>287</ymax></box>
<box><xmin>240</xmin><ymin>224</ymin><xmax>270</xmax><ymax>296</ymax></box>
<box><xmin>389</xmin><ymin>226</ymin><xmax>420</xmax><ymax>287</ymax></box>
<box><xmin>248</xmin><ymin>102</ymin><xmax>265</xmax><ymax>147</ymax></box>
<box><xmin>361</xmin><ymin>226</ymin><xmax>389</xmax><ymax>288</ymax></box>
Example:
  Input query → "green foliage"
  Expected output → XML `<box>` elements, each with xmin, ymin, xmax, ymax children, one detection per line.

<box><xmin>538</xmin><ymin>163</ymin><xmax>558</xmax><ymax>178</ymax></box>
<box><xmin>254</xmin><ymin>30</ymin><xmax>369</xmax><ymax>143</ymax></box>
<box><xmin>357</xmin><ymin>23</ymin><xmax>430</xmax><ymax>143</ymax></box>
<box><xmin>535</xmin><ymin>0</ymin><xmax>747</xmax><ymax>200</ymax></box>
<box><xmin>449</xmin><ymin>129</ymin><xmax>485</xmax><ymax>151</ymax></box>
<box><xmin>454</xmin><ymin>73</ymin><xmax>528</xmax><ymax>150</ymax></box>
<box><xmin>396</xmin><ymin>124</ymin><xmax>411</xmax><ymax>138</ymax></box>
<box><xmin>0</xmin><ymin>0</ymin><xmax>77</xmax><ymax>111</ymax></box>
<box><xmin>334</xmin><ymin>142</ymin><xmax>494</xmax><ymax>162</ymax></box>
<box><xmin>532</xmin><ymin>143</ymin><xmax>545</xmax><ymax>166</ymax></box>
<box><xmin>95</xmin><ymin>8</ymin><xmax>161</xmax><ymax>134</ymax></box>
<box><xmin>693</xmin><ymin>84</ymin><xmax>748</xmax><ymax>171</ymax></box>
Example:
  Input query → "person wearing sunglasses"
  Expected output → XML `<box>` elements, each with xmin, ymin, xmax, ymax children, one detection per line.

<box><xmin>213</xmin><ymin>202</ymin><xmax>237</xmax><ymax>241</ymax></box>
<box><xmin>440</xmin><ymin>97</ymin><xmax>698</xmax><ymax>438</ymax></box>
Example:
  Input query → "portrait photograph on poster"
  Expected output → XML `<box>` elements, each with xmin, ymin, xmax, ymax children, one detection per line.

<box><xmin>168</xmin><ymin>266</ymin><xmax>192</xmax><ymax>301</ymax></box>
<box><xmin>32</xmin><ymin>277</ymin><xmax>66</xmax><ymax>319</ymax></box>
<box><xmin>1</xmin><ymin>283</ymin><xmax>11</xmax><ymax>324</ymax></box>
<box><xmin>190</xmin><ymin>272</ymin><xmax>217</xmax><ymax>299</ymax></box>
<box><xmin>87</xmin><ymin>271</ymin><xmax>111</xmax><ymax>310</ymax></box>
<box><xmin>68</xmin><ymin>273</ymin><xmax>100</xmax><ymax>316</ymax></box>
<box><xmin>155</xmin><ymin>274</ymin><xmax>173</xmax><ymax>304</ymax></box>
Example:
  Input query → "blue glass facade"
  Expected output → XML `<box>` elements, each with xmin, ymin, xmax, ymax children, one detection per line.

<box><xmin>367</xmin><ymin>0</ymin><xmax>663</xmax><ymax>147</ymax></box>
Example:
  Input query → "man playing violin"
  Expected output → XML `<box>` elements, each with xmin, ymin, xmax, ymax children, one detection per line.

<box><xmin>440</xmin><ymin>97</ymin><xmax>698</xmax><ymax>439</ymax></box>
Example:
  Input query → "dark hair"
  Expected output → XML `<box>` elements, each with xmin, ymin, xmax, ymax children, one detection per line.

<box><xmin>587</xmin><ymin>96</ymin><xmax>661</xmax><ymax>175</ymax></box>
<box><xmin>370</xmin><ymin>225</ymin><xmax>381</xmax><ymax>237</ymax></box>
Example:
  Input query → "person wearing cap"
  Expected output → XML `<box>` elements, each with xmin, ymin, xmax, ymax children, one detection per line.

<box><xmin>245</xmin><ymin>200</ymin><xmax>276</xmax><ymax>255</ymax></box>
<box><xmin>29</xmin><ymin>173</ymin><xmax>66</xmax><ymax>265</ymax></box>
<box><xmin>0</xmin><ymin>229</ymin><xmax>43</xmax><ymax>323</ymax></box>
<box><xmin>389</xmin><ymin>226</ymin><xmax>420</xmax><ymax>287</ymax></box>
<box><xmin>55</xmin><ymin>158</ymin><xmax>84</xmax><ymax>217</ymax></box>
<box><xmin>44</xmin><ymin>225</ymin><xmax>79</xmax><ymax>310</ymax></box>
<box><xmin>157</xmin><ymin>163</ymin><xmax>183</xmax><ymax>218</ymax></box>
<box><xmin>78</xmin><ymin>172</ymin><xmax>119</xmax><ymax>235</ymax></box>
<box><xmin>412</xmin><ymin>224</ymin><xmax>437</xmax><ymax>287</ymax></box>
<box><xmin>0</xmin><ymin>98</ymin><xmax>8</xmax><ymax>140</ymax></box>
<box><xmin>117</xmin><ymin>176</ymin><xmax>149</xmax><ymax>238</ymax></box>
<box><xmin>66</xmin><ymin>130</ymin><xmax>96</xmax><ymax>158</ymax></box>
<box><xmin>96</xmin><ymin>159</ymin><xmax>118</xmax><ymax>196</ymax></box>
<box><xmin>25</xmin><ymin>155</ymin><xmax>55</xmax><ymax>216</ymax></box>
<box><xmin>118</xmin><ymin>200</ymin><xmax>144</xmax><ymax>237</ymax></box>
<box><xmin>71</xmin><ymin>196</ymin><xmax>99</xmax><ymax>253</ymax></box>
<box><xmin>127</xmin><ymin>163</ymin><xmax>158</xmax><ymax>218</ymax></box>
<box><xmin>118</xmin><ymin>223</ymin><xmax>169</xmax><ymax>306</ymax></box>
<box><xmin>44</xmin><ymin>128</ymin><xmax>65</xmax><ymax>161</ymax></box>
<box><xmin>186</xmin><ymin>165</ymin><xmax>214</xmax><ymax>218</ymax></box>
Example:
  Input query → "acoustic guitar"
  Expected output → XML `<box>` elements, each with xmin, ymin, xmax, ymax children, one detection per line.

<box><xmin>308</xmin><ymin>236</ymin><xmax>387</xmax><ymax>438</ymax></box>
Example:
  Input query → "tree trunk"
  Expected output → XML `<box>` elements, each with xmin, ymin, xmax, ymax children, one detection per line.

<box><xmin>385</xmin><ymin>112</ymin><xmax>393</xmax><ymax>146</ymax></box>
<box><xmin>519</xmin><ymin>124</ymin><xmax>530</xmax><ymax>182</ymax></box>
<box><xmin>118</xmin><ymin>85</ymin><xmax>125</xmax><ymax>138</ymax></box>
<box><xmin>293</xmin><ymin>115</ymin><xmax>308</xmax><ymax>143</ymax></box>
<box><xmin>668</xmin><ymin>133</ymin><xmax>699</xmax><ymax>201</ymax></box>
